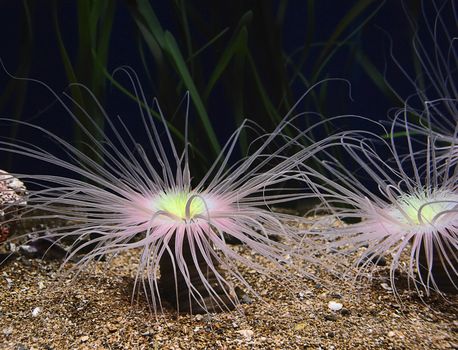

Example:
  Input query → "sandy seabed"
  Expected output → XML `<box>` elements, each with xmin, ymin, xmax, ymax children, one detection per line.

<box><xmin>0</xmin><ymin>239</ymin><xmax>457</xmax><ymax>350</ymax></box>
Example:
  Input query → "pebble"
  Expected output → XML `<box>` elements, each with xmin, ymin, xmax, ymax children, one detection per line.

<box><xmin>80</xmin><ymin>335</ymin><xmax>89</xmax><ymax>342</ymax></box>
<box><xmin>340</xmin><ymin>308</ymin><xmax>351</xmax><ymax>316</ymax></box>
<box><xmin>3</xmin><ymin>327</ymin><xmax>13</xmax><ymax>336</ymax></box>
<box><xmin>4</xmin><ymin>277</ymin><xmax>13</xmax><ymax>288</ymax></box>
<box><xmin>388</xmin><ymin>331</ymin><xmax>396</xmax><ymax>337</ymax></box>
<box><xmin>32</xmin><ymin>307</ymin><xmax>41</xmax><ymax>317</ymax></box>
<box><xmin>324</xmin><ymin>314</ymin><xmax>337</xmax><ymax>321</ymax></box>
<box><xmin>328</xmin><ymin>301</ymin><xmax>343</xmax><ymax>311</ymax></box>
<box><xmin>240</xmin><ymin>294</ymin><xmax>253</xmax><ymax>304</ymax></box>
<box><xmin>380</xmin><ymin>283</ymin><xmax>392</xmax><ymax>291</ymax></box>
<box><xmin>237</xmin><ymin>329</ymin><xmax>254</xmax><ymax>341</ymax></box>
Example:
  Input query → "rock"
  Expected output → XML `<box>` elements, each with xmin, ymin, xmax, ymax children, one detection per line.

<box><xmin>340</xmin><ymin>308</ymin><xmax>351</xmax><ymax>316</ymax></box>
<box><xmin>0</xmin><ymin>170</ymin><xmax>27</xmax><ymax>205</ymax></box>
<box><xmin>0</xmin><ymin>170</ymin><xmax>27</xmax><ymax>242</ymax></box>
<box><xmin>107</xmin><ymin>323</ymin><xmax>118</xmax><ymax>333</ymax></box>
<box><xmin>324</xmin><ymin>314</ymin><xmax>337</xmax><ymax>321</ymax></box>
<box><xmin>328</xmin><ymin>301</ymin><xmax>343</xmax><ymax>311</ymax></box>
<box><xmin>32</xmin><ymin>307</ymin><xmax>41</xmax><ymax>317</ymax></box>
<box><xmin>19</xmin><ymin>237</ymin><xmax>68</xmax><ymax>260</ymax></box>
<box><xmin>237</xmin><ymin>329</ymin><xmax>254</xmax><ymax>341</ymax></box>
<box><xmin>2</xmin><ymin>326</ymin><xmax>13</xmax><ymax>336</ymax></box>
<box><xmin>240</xmin><ymin>293</ymin><xmax>253</xmax><ymax>304</ymax></box>
<box><xmin>80</xmin><ymin>335</ymin><xmax>89</xmax><ymax>342</ymax></box>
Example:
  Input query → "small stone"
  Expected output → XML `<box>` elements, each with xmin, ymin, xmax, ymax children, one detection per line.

<box><xmin>4</xmin><ymin>277</ymin><xmax>13</xmax><ymax>288</ymax></box>
<box><xmin>380</xmin><ymin>283</ymin><xmax>392</xmax><ymax>291</ymax></box>
<box><xmin>32</xmin><ymin>307</ymin><xmax>41</xmax><ymax>317</ymax></box>
<box><xmin>3</xmin><ymin>327</ymin><xmax>13</xmax><ymax>336</ymax></box>
<box><xmin>38</xmin><ymin>281</ymin><xmax>45</xmax><ymax>290</ymax></box>
<box><xmin>237</xmin><ymin>329</ymin><xmax>254</xmax><ymax>341</ymax></box>
<box><xmin>340</xmin><ymin>308</ymin><xmax>351</xmax><ymax>316</ymax></box>
<box><xmin>324</xmin><ymin>314</ymin><xmax>337</xmax><ymax>321</ymax></box>
<box><xmin>80</xmin><ymin>336</ymin><xmax>89</xmax><ymax>342</ymax></box>
<box><xmin>388</xmin><ymin>331</ymin><xmax>396</xmax><ymax>337</ymax></box>
<box><xmin>240</xmin><ymin>294</ymin><xmax>253</xmax><ymax>304</ymax></box>
<box><xmin>328</xmin><ymin>301</ymin><xmax>343</xmax><ymax>311</ymax></box>
<box><xmin>107</xmin><ymin>323</ymin><xmax>118</xmax><ymax>333</ymax></box>
<box><xmin>294</xmin><ymin>323</ymin><xmax>306</xmax><ymax>331</ymax></box>
<box><xmin>195</xmin><ymin>314</ymin><xmax>203</xmax><ymax>321</ymax></box>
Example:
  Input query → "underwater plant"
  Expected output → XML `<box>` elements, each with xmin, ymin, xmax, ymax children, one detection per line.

<box><xmin>0</xmin><ymin>67</ymin><xmax>331</xmax><ymax>314</ymax></box>
<box><xmin>298</xmin><ymin>116</ymin><xmax>457</xmax><ymax>297</ymax></box>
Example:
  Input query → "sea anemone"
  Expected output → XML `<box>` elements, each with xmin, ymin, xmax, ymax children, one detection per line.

<box><xmin>298</xmin><ymin>117</ymin><xmax>458</xmax><ymax>297</ymax></box>
<box><xmin>0</xmin><ymin>68</ymin><xmax>328</xmax><ymax>314</ymax></box>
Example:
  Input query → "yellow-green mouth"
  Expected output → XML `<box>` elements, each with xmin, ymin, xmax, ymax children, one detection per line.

<box><xmin>155</xmin><ymin>191</ymin><xmax>206</xmax><ymax>220</ymax></box>
<box><xmin>398</xmin><ymin>191</ymin><xmax>456</xmax><ymax>225</ymax></box>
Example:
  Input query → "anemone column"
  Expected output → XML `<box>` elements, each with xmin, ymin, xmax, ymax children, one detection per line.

<box><xmin>418</xmin><ymin>238</ymin><xmax>458</xmax><ymax>294</ymax></box>
<box><xmin>159</xmin><ymin>233</ymin><xmax>237</xmax><ymax>314</ymax></box>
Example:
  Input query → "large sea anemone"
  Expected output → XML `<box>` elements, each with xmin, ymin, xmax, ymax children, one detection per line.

<box><xmin>0</xmin><ymin>68</ymin><xmax>330</xmax><ymax>314</ymax></box>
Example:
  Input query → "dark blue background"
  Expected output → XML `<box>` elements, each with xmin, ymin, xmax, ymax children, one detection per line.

<box><xmin>0</xmin><ymin>1</ymin><xmax>450</xmax><ymax>177</ymax></box>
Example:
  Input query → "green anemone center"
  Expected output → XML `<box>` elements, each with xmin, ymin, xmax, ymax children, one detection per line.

<box><xmin>397</xmin><ymin>191</ymin><xmax>456</xmax><ymax>225</ymax></box>
<box><xmin>155</xmin><ymin>191</ymin><xmax>206</xmax><ymax>220</ymax></box>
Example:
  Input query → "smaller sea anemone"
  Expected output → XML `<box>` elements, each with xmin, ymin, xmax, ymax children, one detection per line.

<box><xmin>298</xmin><ymin>117</ymin><xmax>458</xmax><ymax>297</ymax></box>
<box><xmin>0</xmin><ymin>68</ymin><xmax>329</xmax><ymax>314</ymax></box>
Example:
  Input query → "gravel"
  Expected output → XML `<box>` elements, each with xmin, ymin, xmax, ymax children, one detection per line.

<box><xmin>0</xmin><ymin>243</ymin><xmax>457</xmax><ymax>350</ymax></box>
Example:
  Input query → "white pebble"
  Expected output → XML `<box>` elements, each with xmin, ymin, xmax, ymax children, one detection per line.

<box><xmin>2</xmin><ymin>327</ymin><xmax>13</xmax><ymax>336</ymax></box>
<box><xmin>32</xmin><ymin>307</ymin><xmax>41</xmax><ymax>317</ymax></box>
<box><xmin>328</xmin><ymin>301</ymin><xmax>343</xmax><ymax>311</ymax></box>
<box><xmin>237</xmin><ymin>329</ymin><xmax>254</xmax><ymax>341</ymax></box>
